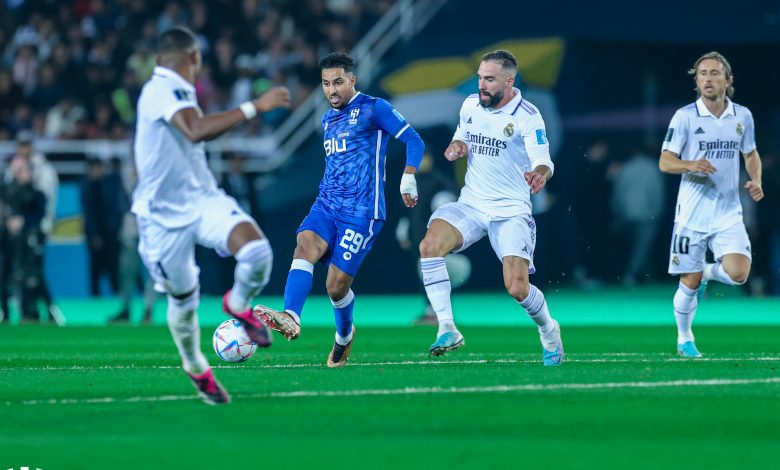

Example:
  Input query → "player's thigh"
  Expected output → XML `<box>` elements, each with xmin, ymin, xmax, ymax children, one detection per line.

<box><xmin>294</xmin><ymin>230</ymin><xmax>330</xmax><ymax>263</ymax></box>
<box><xmin>667</xmin><ymin>224</ymin><xmax>707</xmax><ymax>275</ymax></box>
<box><xmin>711</xmin><ymin>223</ymin><xmax>752</xmax><ymax>280</ymax></box>
<box><xmin>196</xmin><ymin>193</ymin><xmax>257</xmax><ymax>256</ymax></box>
<box><xmin>330</xmin><ymin>217</ymin><xmax>384</xmax><ymax>277</ymax></box>
<box><xmin>427</xmin><ymin>202</ymin><xmax>487</xmax><ymax>254</ymax></box>
<box><xmin>710</xmin><ymin>222</ymin><xmax>752</xmax><ymax>264</ymax></box>
<box><xmin>488</xmin><ymin>213</ymin><xmax>537</xmax><ymax>274</ymax></box>
<box><xmin>296</xmin><ymin>207</ymin><xmax>339</xmax><ymax>263</ymax></box>
<box><xmin>137</xmin><ymin>217</ymin><xmax>198</xmax><ymax>295</ymax></box>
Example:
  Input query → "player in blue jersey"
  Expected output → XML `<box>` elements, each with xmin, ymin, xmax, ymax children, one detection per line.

<box><xmin>254</xmin><ymin>52</ymin><xmax>424</xmax><ymax>367</ymax></box>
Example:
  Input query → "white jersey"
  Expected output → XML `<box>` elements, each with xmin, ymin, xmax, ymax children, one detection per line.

<box><xmin>662</xmin><ymin>98</ymin><xmax>756</xmax><ymax>233</ymax></box>
<box><xmin>452</xmin><ymin>88</ymin><xmax>553</xmax><ymax>218</ymax></box>
<box><xmin>132</xmin><ymin>66</ymin><xmax>220</xmax><ymax>228</ymax></box>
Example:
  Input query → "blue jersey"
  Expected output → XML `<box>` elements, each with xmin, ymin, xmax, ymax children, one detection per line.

<box><xmin>318</xmin><ymin>92</ymin><xmax>416</xmax><ymax>220</ymax></box>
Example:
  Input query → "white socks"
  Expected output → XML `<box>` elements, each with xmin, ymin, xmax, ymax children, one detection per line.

<box><xmin>703</xmin><ymin>262</ymin><xmax>742</xmax><ymax>286</ymax></box>
<box><xmin>167</xmin><ymin>288</ymin><xmax>209</xmax><ymax>375</ymax></box>
<box><xmin>228</xmin><ymin>238</ymin><xmax>273</xmax><ymax>313</ymax></box>
<box><xmin>421</xmin><ymin>257</ymin><xmax>456</xmax><ymax>336</ymax></box>
<box><xmin>673</xmin><ymin>282</ymin><xmax>698</xmax><ymax>343</ymax></box>
<box><xmin>519</xmin><ymin>284</ymin><xmax>554</xmax><ymax>336</ymax></box>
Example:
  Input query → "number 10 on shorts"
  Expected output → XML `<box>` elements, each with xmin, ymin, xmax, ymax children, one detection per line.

<box><xmin>339</xmin><ymin>229</ymin><xmax>364</xmax><ymax>260</ymax></box>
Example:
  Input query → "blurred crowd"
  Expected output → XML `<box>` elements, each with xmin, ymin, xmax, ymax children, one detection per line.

<box><xmin>0</xmin><ymin>0</ymin><xmax>392</xmax><ymax>142</ymax></box>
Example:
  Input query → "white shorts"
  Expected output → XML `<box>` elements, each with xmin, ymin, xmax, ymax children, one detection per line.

<box><xmin>137</xmin><ymin>193</ymin><xmax>255</xmax><ymax>295</ymax></box>
<box><xmin>429</xmin><ymin>202</ymin><xmax>537</xmax><ymax>273</ymax></box>
<box><xmin>667</xmin><ymin>221</ymin><xmax>752</xmax><ymax>274</ymax></box>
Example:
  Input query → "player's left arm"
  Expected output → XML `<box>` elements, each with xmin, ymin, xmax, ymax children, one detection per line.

<box><xmin>374</xmin><ymin>99</ymin><xmax>425</xmax><ymax>208</ymax></box>
<box><xmin>521</xmin><ymin>114</ymin><xmax>554</xmax><ymax>194</ymax></box>
<box><xmin>743</xmin><ymin>149</ymin><xmax>763</xmax><ymax>201</ymax></box>
<box><xmin>740</xmin><ymin>112</ymin><xmax>763</xmax><ymax>202</ymax></box>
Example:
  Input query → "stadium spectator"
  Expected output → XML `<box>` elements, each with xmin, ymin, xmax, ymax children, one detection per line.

<box><xmin>81</xmin><ymin>158</ymin><xmax>119</xmax><ymax>296</ymax></box>
<box><xmin>9</xmin><ymin>130</ymin><xmax>63</xmax><ymax>324</ymax></box>
<box><xmin>0</xmin><ymin>68</ymin><xmax>24</xmax><ymax>127</ymax></box>
<box><xmin>611</xmin><ymin>146</ymin><xmax>664</xmax><ymax>287</ymax></box>
<box><xmin>5</xmin><ymin>156</ymin><xmax>46</xmax><ymax>322</ymax></box>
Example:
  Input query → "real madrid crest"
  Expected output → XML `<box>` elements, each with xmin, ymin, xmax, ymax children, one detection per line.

<box><xmin>672</xmin><ymin>255</ymin><xmax>680</xmax><ymax>266</ymax></box>
<box><xmin>503</xmin><ymin>123</ymin><xmax>514</xmax><ymax>137</ymax></box>
<box><xmin>736</xmin><ymin>123</ymin><xmax>743</xmax><ymax>136</ymax></box>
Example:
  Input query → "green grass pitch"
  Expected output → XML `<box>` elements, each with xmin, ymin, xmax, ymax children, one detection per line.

<box><xmin>1</xmin><ymin>289</ymin><xmax>779</xmax><ymax>469</ymax></box>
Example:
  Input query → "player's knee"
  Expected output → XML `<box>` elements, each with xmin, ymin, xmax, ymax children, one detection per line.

<box><xmin>728</xmin><ymin>268</ymin><xmax>749</xmax><ymax>285</ymax></box>
<box><xmin>326</xmin><ymin>279</ymin><xmax>350</xmax><ymax>301</ymax></box>
<box><xmin>236</xmin><ymin>238</ymin><xmax>273</xmax><ymax>286</ymax></box>
<box><xmin>419</xmin><ymin>236</ymin><xmax>445</xmax><ymax>258</ymax></box>
<box><xmin>169</xmin><ymin>286</ymin><xmax>200</xmax><ymax>311</ymax></box>
<box><xmin>506</xmin><ymin>280</ymin><xmax>530</xmax><ymax>302</ymax></box>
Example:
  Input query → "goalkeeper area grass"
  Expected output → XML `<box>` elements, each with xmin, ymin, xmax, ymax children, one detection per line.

<box><xmin>1</xmin><ymin>288</ymin><xmax>778</xmax><ymax>469</ymax></box>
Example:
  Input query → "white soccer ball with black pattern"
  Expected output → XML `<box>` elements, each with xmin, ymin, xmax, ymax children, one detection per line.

<box><xmin>213</xmin><ymin>319</ymin><xmax>257</xmax><ymax>362</ymax></box>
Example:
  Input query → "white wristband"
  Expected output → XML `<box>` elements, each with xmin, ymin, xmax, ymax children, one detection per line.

<box><xmin>239</xmin><ymin>101</ymin><xmax>257</xmax><ymax>120</ymax></box>
<box><xmin>399</xmin><ymin>173</ymin><xmax>418</xmax><ymax>200</ymax></box>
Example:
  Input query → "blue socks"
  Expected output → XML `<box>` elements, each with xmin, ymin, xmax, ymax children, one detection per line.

<box><xmin>283</xmin><ymin>259</ymin><xmax>314</xmax><ymax>317</ymax></box>
<box><xmin>332</xmin><ymin>289</ymin><xmax>355</xmax><ymax>340</ymax></box>
<box><xmin>283</xmin><ymin>258</ymin><xmax>355</xmax><ymax>340</ymax></box>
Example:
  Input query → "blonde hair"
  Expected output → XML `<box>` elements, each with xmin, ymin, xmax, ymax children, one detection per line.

<box><xmin>688</xmin><ymin>51</ymin><xmax>734</xmax><ymax>98</ymax></box>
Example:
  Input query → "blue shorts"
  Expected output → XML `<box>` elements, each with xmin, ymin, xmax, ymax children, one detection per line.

<box><xmin>297</xmin><ymin>201</ymin><xmax>385</xmax><ymax>277</ymax></box>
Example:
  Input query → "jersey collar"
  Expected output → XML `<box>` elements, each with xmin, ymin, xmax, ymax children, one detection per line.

<box><xmin>695</xmin><ymin>97</ymin><xmax>735</xmax><ymax>119</ymax></box>
<box><xmin>152</xmin><ymin>66</ymin><xmax>195</xmax><ymax>92</ymax></box>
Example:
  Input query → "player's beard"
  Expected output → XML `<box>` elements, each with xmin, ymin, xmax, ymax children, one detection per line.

<box><xmin>479</xmin><ymin>89</ymin><xmax>503</xmax><ymax>108</ymax></box>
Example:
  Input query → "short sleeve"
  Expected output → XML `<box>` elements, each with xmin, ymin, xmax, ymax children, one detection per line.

<box><xmin>740</xmin><ymin>111</ymin><xmax>757</xmax><ymax>154</ymax></box>
<box><xmin>661</xmin><ymin>110</ymin><xmax>688</xmax><ymax>156</ymax></box>
<box><xmin>373</xmin><ymin>98</ymin><xmax>409</xmax><ymax>138</ymax></box>
<box><xmin>521</xmin><ymin>113</ymin><xmax>553</xmax><ymax>173</ymax></box>
<box><xmin>160</xmin><ymin>86</ymin><xmax>198</xmax><ymax>122</ymax></box>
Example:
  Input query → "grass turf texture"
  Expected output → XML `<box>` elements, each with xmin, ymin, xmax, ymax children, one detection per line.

<box><xmin>1</xmin><ymin>321</ymin><xmax>779</xmax><ymax>469</ymax></box>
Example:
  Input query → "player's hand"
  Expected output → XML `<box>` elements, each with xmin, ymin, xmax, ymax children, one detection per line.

<box><xmin>400</xmin><ymin>173</ymin><xmax>418</xmax><ymax>208</ymax></box>
<box><xmin>687</xmin><ymin>158</ymin><xmax>717</xmax><ymax>175</ymax></box>
<box><xmin>444</xmin><ymin>141</ymin><xmax>468</xmax><ymax>161</ymax></box>
<box><xmin>745</xmin><ymin>180</ymin><xmax>764</xmax><ymax>201</ymax></box>
<box><xmin>253</xmin><ymin>86</ymin><xmax>291</xmax><ymax>112</ymax></box>
<box><xmin>524</xmin><ymin>171</ymin><xmax>547</xmax><ymax>194</ymax></box>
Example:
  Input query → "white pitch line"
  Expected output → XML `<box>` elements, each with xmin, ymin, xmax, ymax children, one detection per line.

<box><xmin>5</xmin><ymin>377</ymin><xmax>780</xmax><ymax>406</ymax></box>
<box><xmin>2</xmin><ymin>356</ymin><xmax>780</xmax><ymax>372</ymax></box>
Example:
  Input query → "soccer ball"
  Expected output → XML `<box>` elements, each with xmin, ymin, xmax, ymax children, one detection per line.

<box><xmin>212</xmin><ymin>319</ymin><xmax>257</xmax><ymax>363</ymax></box>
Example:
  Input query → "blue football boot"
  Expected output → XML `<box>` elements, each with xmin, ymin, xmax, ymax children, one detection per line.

<box><xmin>429</xmin><ymin>331</ymin><xmax>465</xmax><ymax>356</ymax></box>
<box><xmin>541</xmin><ymin>320</ymin><xmax>564</xmax><ymax>366</ymax></box>
<box><xmin>677</xmin><ymin>340</ymin><xmax>702</xmax><ymax>358</ymax></box>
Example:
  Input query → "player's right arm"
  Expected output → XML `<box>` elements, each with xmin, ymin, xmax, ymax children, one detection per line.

<box><xmin>444</xmin><ymin>140</ymin><xmax>468</xmax><ymax>161</ymax></box>
<box><xmin>658</xmin><ymin>109</ymin><xmax>716</xmax><ymax>175</ymax></box>
<box><xmin>659</xmin><ymin>150</ymin><xmax>716</xmax><ymax>175</ymax></box>
<box><xmin>171</xmin><ymin>87</ymin><xmax>290</xmax><ymax>142</ymax></box>
<box><xmin>445</xmin><ymin>100</ymin><xmax>470</xmax><ymax>161</ymax></box>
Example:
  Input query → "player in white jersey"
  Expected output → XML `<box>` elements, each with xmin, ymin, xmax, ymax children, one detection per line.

<box><xmin>417</xmin><ymin>50</ymin><xmax>563</xmax><ymax>365</ymax></box>
<box><xmin>133</xmin><ymin>27</ymin><xmax>290</xmax><ymax>404</ymax></box>
<box><xmin>659</xmin><ymin>52</ymin><xmax>764</xmax><ymax>358</ymax></box>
